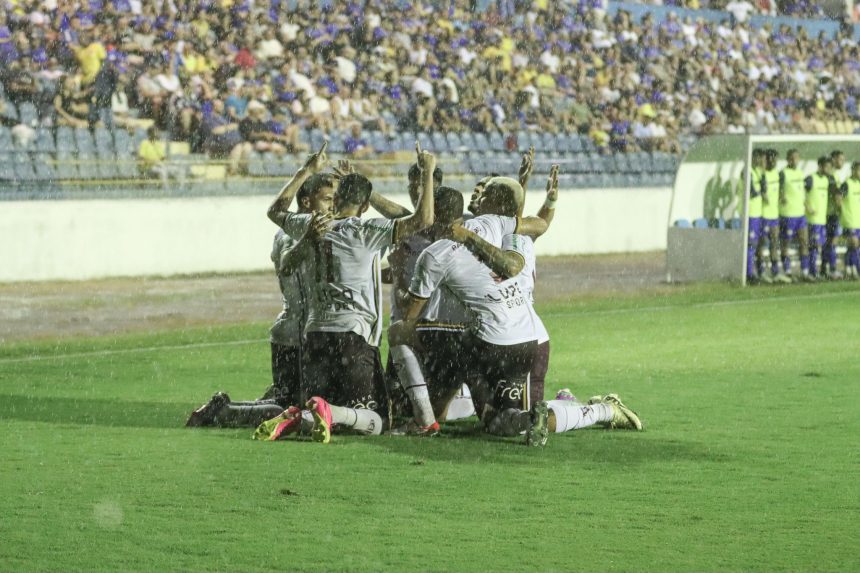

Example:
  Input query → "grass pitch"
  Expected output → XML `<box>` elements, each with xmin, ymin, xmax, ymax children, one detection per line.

<box><xmin>1</xmin><ymin>282</ymin><xmax>858</xmax><ymax>572</ymax></box>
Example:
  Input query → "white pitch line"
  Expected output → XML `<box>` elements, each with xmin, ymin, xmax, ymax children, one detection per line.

<box><xmin>0</xmin><ymin>338</ymin><xmax>264</xmax><ymax>365</ymax></box>
<box><xmin>0</xmin><ymin>289</ymin><xmax>855</xmax><ymax>365</ymax></box>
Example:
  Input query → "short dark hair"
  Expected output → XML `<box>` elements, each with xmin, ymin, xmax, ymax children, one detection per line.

<box><xmin>787</xmin><ymin>148</ymin><xmax>799</xmax><ymax>157</ymax></box>
<box><xmin>434</xmin><ymin>186</ymin><xmax>464</xmax><ymax>225</ymax></box>
<box><xmin>853</xmin><ymin>160</ymin><xmax>860</xmax><ymax>170</ymax></box>
<box><xmin>752</xmin><ymin>149</ymin><xmax>765</xmax><ymax>159</ymax></box>
<box><xmin>765</xmin><ymin>148</ymin><xmax>778</xmax><ymax>160</ymax></box>
<box><xmin>830</xmin><ymin>150</ymin><xmax>844</xmax><ymax>159</ymax></box>
<box><xmin>818</xmin><ymin>156</ymin><xmax>832</xmax><ymax>167</ymax></box>
<box><xmin>336</xmin><ymin>173</ymin><xmax>373</xmax><ymax>206</ymax></box>
<box><xmin>408</xmin><ymin>163</ymin><xmax>443</xmax><ymax>186</ymax></box>
<box><xmin>297</xmin><ymin>173</ymin><xmax>336</xmax><ymax>205</ymax></box>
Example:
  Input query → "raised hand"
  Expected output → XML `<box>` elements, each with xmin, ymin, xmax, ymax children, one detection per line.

<box><xmin>519</xmin><ymin>145</ymin><xmax>535</xmax><ymax>185</ymax></box>
<box><xmin>303</xmin><ymin>141</ymin><xmax>329</xmax><ymax>174</ymax></box>
<box><xmin>416</xmin><ymin>141</ymin><xmax>436</xmax><ymax>172</ymax></box>
<box><xmin>332</xmin><ymin>158</ymin><xmax>356</xmax><ymax>179</ymax></box>
<box><xmin>305</xmin><ymin>210</ymin><xmax>332</xmax><ymax>241</ymax></box>
<box><xmin>546</xmin><ymin>164</ymin><xmax>559</xmax><ymax>201</ymax></box>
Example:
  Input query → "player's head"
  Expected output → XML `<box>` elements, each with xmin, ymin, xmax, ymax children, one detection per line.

<box><xmin>474</xmin><ymin>177</ymin><xmax>524</xmax><ymax>217</ymax></box>
<box><xmin>407</xmin><ymin>163</ymin><xmax>443</xmax><ymax>207</ymax></box>
<box><xmin>468</xmin><ymin>173</ymin><xmax>500</xmax><ymax>214</ymax></box>
<box><xmin>433</xmin><ymin>186</ymin><xmax>464</xmax><ymax>226</ymax></box>
<box><xmin>765</xmin><ymin>148</ymin><xmax>778</xmax><ymax>169</ymax></box>
<box><xmin>852</xmin><ymin>160</ymin><xmax>860</xmax><ymax>178</ymax></box>
<box><xmin>297</xmin><ymin>173</ymin><xmax>336</xmax><ymax>214</ymax></box>
<box><xmin>751</xmin><ymin>149</ymin><xmax>765</xmax><ymax>168</ymax></box>
<box><xmin>786</xmin><ymin>149</ymin><xmax>800</xmax><ymax>168</ymax></box>
<box><xmin>334</xmin><ymin>173</ymin><xmax>373</xmax><ymax>214</ymax></box>
<box><xmin>830</xmin><ymin>150</ymin><xmax>844</xmax><ymax>169</ymax></box>
<box><xmin>817</xmin><ymin>156</ymin><xmax>833</xmax><ymax>175</ymax></box>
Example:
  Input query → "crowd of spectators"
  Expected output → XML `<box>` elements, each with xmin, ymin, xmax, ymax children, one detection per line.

<box><xmin>1</xmin><ymin>0</ymin><xmax>859</xmax><ymax>164</ymax></box>
<box><xmin>629</xmin><ymin>1</ymin><xmax>848</xmax><ymax>20</ymax></box>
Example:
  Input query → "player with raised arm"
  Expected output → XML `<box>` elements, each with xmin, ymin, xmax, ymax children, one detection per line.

<box><xmin>840</xmin><ymin>161</ymin><xmax>860</xmax><ymax>279</ymax></box>
<box><xmin>778</xmin><ymin>149</ymin><xmax>814</xmax><ymax>282</ymax></box>
<box><xmin>185</xmin><ymin>167</ymin><xmax>336</xmax><ymax>428</ymax></box>
<box><xmin>762</xmin><ymin>149</ymin><xmax>791</xmax><ymax>283</ymax></box>
<box><xmin>265</xmin><ymin>143</ymin><xmax>436</xmax><ymax>443</ymax></box>
<box><xmin>806</xmin><ymin>156</ymin><xmax>837</xmax><ymax>280</ymax></box>
<box><xmin>822</xmin><ymin>150</ymin><xmax>845</xmax><ymax>279</ymax></box>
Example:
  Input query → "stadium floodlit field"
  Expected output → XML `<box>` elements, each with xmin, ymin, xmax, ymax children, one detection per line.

<box><xmin>1</xmin><ymin>281</ymin><xmax>858</xmax><ymax>573</ymax></box>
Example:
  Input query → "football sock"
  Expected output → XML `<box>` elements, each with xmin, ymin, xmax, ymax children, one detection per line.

<box><xmin>756</xmin><ymin>255</ymin><xmax>764</xmax><ymax>277</ymax></box>
<box><xmin>443</xmin><ymin>384</ymin><xmax>476</xmax><ymax>421</ymax></box>
<box><xmin>485</xmin><ymin>408</ymin><xmax>530</xmax><ymax>436</ymax></box>
<box><xmin>783</xmin><ymin>255</ymin><xmax>791</xmax><ymax>274</ymax></box>
<box><xmin>746</xmin><ymin>245</ymin><xmax>757</xmax><ymax>277</ymax></box>
<box><xmin>771</xmin><ymin>259</ymin><xmax>779</xmax><ymax>276</ymax></box>
<box><xmin>390</xmin><ymin>345</ymin><xmax>436</xmax><ymax>427</ymax></box>
<box><xmin>826</xmin><ymin>243</ymin><xmax>837</xmax><ymax>271</ymax></box>
<box><xmin>809</xmin><ymin>246</ymin><xmax>819</xmax><ymax>275</ymax></box>
<box><xmin>850</xmin><ymin>249</ymin><xmax>860</xmax><ymax>273</ymax></box>
<box><xmin>800</xmin><ymin>254</ymin><xmax>810</xmax><ymax>273</ymax></box>
<box><xmin>547</xmin><ymin>400</ymin><xmax>612</xmax><ymax>432</ymax></box>
<box><xmin>330</xmin><ymin>405</ymin><xmax>382</xmax><ymax>436</ymax></box>
<box><xmin>215</xmin><ymin>402</ymin><xmax>285</xmax><ymax>428</ymax></box>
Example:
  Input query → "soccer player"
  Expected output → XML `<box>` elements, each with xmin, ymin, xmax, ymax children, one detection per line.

<box><xmin>778</xmin><ymin>149</ymin><xmax>814</xmax><ymax>281</ymax></box>
<box><xmin>267</xmin><ymin>142</ymin><xmax>436</xmax><ymax>443</ymax></box>
<box><xmin>392</xmin><ymin>178</ymin><xmax>551</xmax><ymax>445</ymax></box>
<box><xmin>761</xmin><ymin>149</ymin><xmax>790</xmax><ymax>283</ymax></box>
<box><xmin>185</xmin><ymin>170</ymin><xmax>337</xmax><ymax>428</ymax></box>
<box><xmin>840</xmin><ymin>161</ymin><xmax>860</xmax><ymax>279</ymax></box>
<box><xmin>806</xmin><ymin>156</ymin><xmax>838</xmax><ymax>279</ymax></box>
<box><xmin>744</xmin><ymin>149</ymin><xmax>767</xmax><ymax>283</ymax></box>
<box><xmin>822</xmin><ymin>150</ymin><xmax>845</xmax><ymax>279</ymax></box>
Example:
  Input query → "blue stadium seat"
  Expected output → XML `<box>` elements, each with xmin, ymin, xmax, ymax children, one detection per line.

<box><xmin>76</xmin><ymin>154</ymin><xmax>101</xmax><ymax>180</ymax></box>
<box><xmin>94</xmin><ymin>128</ymin><xmax>114</xmax><ymax>153</ymax></box>
<box><xmin>327</xmin><ymin>131</ymin><xmax>345</xmax><ymax>153</ymax></box>
<box><xmin>674</xmin><ymin>219</ymin><xmax>692</xmax><ymax>228</ymax></box>
<box><xmin>488</xmin><ymin>131</ymin><xmax>505</xmax><ymax>151</ymax></box>
<box><xmin>712</xmin><ymin>218</ymin><xmax>726</xmax><ymax>229</ymax></box>
<box><xmin>12</xmin><ymin>154</ymin><xmax>38</xmax><ymax>182</ymax></box>
<box><xmin>115</xmin><ymin>157</ymin><xmax>137</xmax><ymax>179</ymax></box>
<box><xmin>729</xmin><ymin>218</ymin><xmax>742</xmax><ymax>230</ymax></box>
<box><xmin>248</xmin><ymin>151</ymin><xmax>266</xmax><ymax>177</ymax></box>
<box><xmin>55</xmin><ymin>151</ymin><xmax>78</xmax><ymax>179</ymax></box>
<box><xmin>445</xmin><ymin>132</ymin><xmax>463</xmax><ymax>151</ymax></box>
<box><xmin>113</xmin><ymin>129</ymin><xmax>134</xmax><ymax>156</ymax></box>
<box><xmin>308</xmin><ymin>128</ymin><xmax>325</xmax><ymax>151</ymax></box>
<box><xmin>97</xmin><ymin>154</ymin><xmax>121</xmax><ymax>179</ymax></box>
<box><xmin>458</xmin><ymin>131</ymin><xmax>475</xmax><ymax>150</ymax></box>
<box><xmin>17</xmin><ymin>102</ymin><xmax>39</xmax><ymax>125</ymax></box>
<box><xmin>34</xmin><ymin>129</ymin><xmax>55</xmax><ymax>153</ymax></box>
<box><xmin>0</xmin><ymin>128</ymin><xmax>12</xmax><ymax>151</ymax></box>
<box><xmin>32</xmin><ymin>154</ymin><xmax>56</xmax><ymax>181</ymax></box>
<box><xmin>693</xmin><ymin>218</ymin><xmax>709</xmax><ymax>229</ymax></box>
<box><xmin>394</xmin><ymin>131</ymin><xmax>413</xmax><ymax>151</ymax></box>
<box><xmin>473</xmin><ymin>132</ymin><xmax>491</xmax><ymax>152</ymax></box>
<box><xmin>56</xmin><ymin>127</ymin><xmax>76</xmax><ymax>152</ymax></box>
<box><xmin>416</xmin><ymin>131</ymin><xmax>432</xmax><ymax>151</ymax></box>
<box><xmin>430</xmin><ymin>132</ymin><xmax>447</xmax><ymax>152</ymax></box>
<box><xmin>74</xmin><ymin>128</ymin><xmax>96</xmax><ymax>153</ymax></box>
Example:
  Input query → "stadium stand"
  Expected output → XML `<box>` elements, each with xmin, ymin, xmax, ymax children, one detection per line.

<box><xmin>0</xmin><ymin>1</ymin><xmax>858</xmax><ymax>195</ymax></box>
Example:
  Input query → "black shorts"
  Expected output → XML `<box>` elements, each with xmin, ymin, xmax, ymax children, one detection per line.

<box><xmin>825</xmin><ymin>214</ymin><xmax>840</xmax><ymax>238</ymax></box>
<box><xmin>528</xmin><ymin>340</ymin><xmax>551</xmax><ymax>408</ymax></box>
<box><xmin>416</xmin><ymin>328</ymin><xmax>471</xmax><ymax>410</ymax></box>
<box><xmin>462</xmin><ymin>336</ymin><xmax>537</xmax><ymax>415</ymax></box>
<box><xmin>302</xmin><ymin>331</ymin><xmax>388</xmax><ymax>414</ymax></box>
<box><xmin>259</xmin><ymin>342</ymin><xmax>302</xmax><ymax>407</ymax></box>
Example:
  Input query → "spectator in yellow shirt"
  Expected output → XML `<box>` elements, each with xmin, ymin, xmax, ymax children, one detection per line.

<box><xmin>72</xmin><ymin>31</ymin><xmax>107</xmax><ymax>85</ymax></box>
<box><xmin>138</xmin><ymin>127</ymin><xmax>167</xmax><ymax>179</ymax></box>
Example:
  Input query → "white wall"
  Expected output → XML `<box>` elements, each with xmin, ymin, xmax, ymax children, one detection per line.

<box><xmin>0</xmin><ymin>188</ymin><xmax>671</xmax><ymax>282</ymax></box>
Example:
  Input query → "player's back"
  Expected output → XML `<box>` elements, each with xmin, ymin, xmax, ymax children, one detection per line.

<box><xmin>281</xmin><ymin>213</ymin><xmax>394</xmax><ymax>343</ymax></box>
<box><xmin>270</xmin><ymin>229</ymin><xmax>308</xmax><ymax>344</ymax></box>
<box><xmin>501</xmin><ymin>233</ymin><xmax>549</xmax><ymax>344</ymax></box>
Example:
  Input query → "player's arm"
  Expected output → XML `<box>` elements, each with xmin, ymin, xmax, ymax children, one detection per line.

<box><xmin>278</xmin><ymin>211</ymin><xmax>331</xmax><ymax>276</ymax></box>
<box><xmin>761</xmin><ymin>174</ymin><xmax>769</xmax><ymax>205</ymax></box>
<box><xmin>450</xmin><ymin>223</ymin><xmax>525</xmax><ymax>278</ymax></box>
<box><xmin>370</xmin><ymin>192</ymin><xmax>412</xmax><ymax>219</ymax></box>
<box><xmin>518</xmin><ymin>145</ymin><xmax>535</xmax><ymax>192</ymax></box>
<box><xmin>833</xmin><ymin>177</ymin><xmax>844</xmax><ymax>211</ymax></box>
<box><xmin>267</xmin><ymin>141</ymin><xmax>328</xmax><ymax>226</ymax></box>
<box><xmin>515</xmin><ymin>215</ymin><xmax>549</xmax><ymax>239</ymax></box>
<box><xmin>392</xmin><ymin>143</ymin><xmax>435</xmax><ymax>244</ymax></box>
<box><xmin>535</xmin><ymin>164</ymin><xmax>559</xmax><ymax>230</ymax></box>
<box><xmin>804</xmin><ymin>175</ymin><xmax>814</xmax><ymax>214</ymax></box>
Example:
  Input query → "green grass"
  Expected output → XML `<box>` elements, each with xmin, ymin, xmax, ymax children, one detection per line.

<box><xmin>1</xmin><ymin>283</ymin><xmax>859</xmax><ymax>572</ymax></box>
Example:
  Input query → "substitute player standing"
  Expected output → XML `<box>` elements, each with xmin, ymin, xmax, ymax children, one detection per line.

<box><xmin>823</xmin><ymin>150</ymin><xmax>845</xmax><ymax>279</ymax></box>
<box><xmin>267</xmin><ymin>143</ymin><xmax>436</xmax><ymax>442</ymax></box>
<box><xmin>744</xmin><ymin>149</ymin><xmax>767</xmax><ymax>284</ymax></box>
<box><xmin>778</xmin><ymin>149</ymin><xmax>813</xmax><ymax>282</ymax></box>
<box><xmin>762</xmin><ymin>149</ymin><xmax>790</xmax><ymax>283</ymax></box>
<box><xmin>806</xmin><ymin>156</ymin><xmax>838</xmax><ymax>280</ymax></box>
<box><xmin>840</xmin><ymin>161</ymin><xmax>860</xmax><ymax>279</ymax></box>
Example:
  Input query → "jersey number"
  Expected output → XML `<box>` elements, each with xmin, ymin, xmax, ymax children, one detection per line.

<box><xmin>315</xmin><ymin>240</ymin><xmax>338</xmax><ymax>283</ymax></box>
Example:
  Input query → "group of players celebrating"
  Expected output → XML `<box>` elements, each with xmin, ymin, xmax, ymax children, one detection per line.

<box><xmin>185</xmin><ymin>142</ymin><xmax>643</xmax><ymax>447</ymax></box>
<box><xmin>746</xmin><ymin>148</ymin><xmax>860</xmax><ymax>284</ymax></box>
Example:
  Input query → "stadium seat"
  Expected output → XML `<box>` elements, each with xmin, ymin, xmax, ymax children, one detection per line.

<box><xmin>308</xmin><ymin>129</ymin><xmax>325</xmax><ymax>151</ymax></box>
<box><xmin>74</xmin><ymin>128</ymin><xmax>96</xmax><ymax>153</ymax></box>
<box><xmin>394</xmin><ymin>131</ymin><xmax>413</xmax><ymax>152</ymax></box>
<box><xmin>488</xmin><ymin>131</ymin><xmax>504</xmax><ymax>151</ymax></box>
<box><xmin>97</xmin><ymin>155</ymin><xmax>122</xmax><ymax>179</ymax></box>
<box><xmin>248</xmin><ymin>152</ymin><xmax>266</xmax><ymax>177</ymax></box>
<box><xmin>12</xmin><ymin>154</ymin><xmax>37</xmax><ymax>182</ymax></box>
<box><xmin>113</xmin><ymin>129</ymin><xmax>134</xmax><ymax>156</ymax></box>
<box><xmin>76</xmin><ymin>154</ymin><xmax>101</xmax><ymax>180</ymax></box>
<box><xmin>0</xmin><ymin>128</ymin><xmax>13</xmax><ymax>151</ymax></box>
<box><xmin>693</xmin><ymin>218</ymin><xmax>709</xmax><ymax>229</ymax></box>
<box><xmin>32</xmin><ymin>154</ymin><xmax>56</xmax><ymax>181</ymax></box>
<box><xmin>34</xmin><ymin>129</ymin><xmax>55</xmax><ymax>153</ymax></box>
<box><xmin>94</xmin><ymin>128</ymin><xmax>114</xmax><ymax>153</ymax></box>
<box><xmin>115</xmin><ymin>157</ymin><xmax>138</xmax><ymax>179</ymax></box>
<box><xmin>17</xmin><ymin>103</ymin><xmax>39</xmax><ymax>125</ymax></box>
<box><xmin>416</xmin><ymin>131</ymin><xmax>432</xmax><ymax>151</ymax></box>
<box><xmin>55</xmin><ymin>152</ymin><xmax>79</xmax><ymax>179</ymax></box>
<box><xmin>674</xmin><ymin>219</ymin><xmax>692</xmax><ymax>228</ymax></box>
<box><xmin>55</xmin><ymin>127</ymin><xmax>76</xmax><ymax>152</ymax></box>
<box><xmin>445</xmin><ymin>132</ymin><xmax>463</xmax><ymax>151</ymax></box>
<box><xmin>327</xmin><ymin>131</ymin><xmax>345</xmax><ymax>153</ymax></box>
<box><xmin>712</xmin><ymin>218</ymin><xmax>726</xmax><ymax>229</ymax></box>
<box><xmin>473</xmin><ymin>132</ymin><xmax>491</xmax><ymax>152</ymax></box>
<box><xmin>430</xmin><ymin>132</ymin><xmax>447</xmax><ymax>152</ymax></box>
<box><xmin>729</xmin><ymin>218</ymin><xmax>742</xmax><ymax>230</ymax></box>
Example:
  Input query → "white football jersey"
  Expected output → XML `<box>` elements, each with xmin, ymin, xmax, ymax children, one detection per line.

<box><xmin>410</xmin><ymin>215</ymin><xmax>540</xmax><ymax>346</ymax></box>
<box><xmin>388</xmin><ymin>231</ymin><xmax>433</xmax><ymax>322</ymax></box>
<box><xmin>268</xmin><ymin>229</ymin><xmax>308</xmax><ymax>347</ymax></box>
<box><xmin>501</xmin><ymin>233</ymin><xmax>549</xmax><ymax>344</ymax></box>
<box><xmin>280</xmin><ymin>213</ymin><xmax>394</xmax><ymax>345</ymax></box>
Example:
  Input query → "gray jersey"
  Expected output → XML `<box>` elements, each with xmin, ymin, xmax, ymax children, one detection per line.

<box><xmin>280</xmin><ymin>213</ymin><xmax>394</xmax><ymax>345</ymax></box>
<box><xmin>388</xmin><ymin>231</ymin><xmax>433</xmax><ymax>322</ymax></box>
<box><xmin>268</xmin><ymin>230</ymin><xmax>307</xmax><ymax>347</ymax></box>
<box><xmin>410</xmin><ymin>215</ymin><xmax>540</xmax><ymax>346</ymax></box>
<box><xmin>502</xmin><ymin>233</ymin><xmax>549</xmax><ymax>344</ymax></box>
